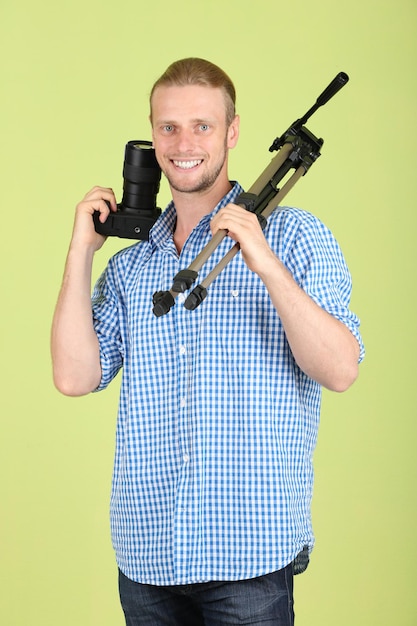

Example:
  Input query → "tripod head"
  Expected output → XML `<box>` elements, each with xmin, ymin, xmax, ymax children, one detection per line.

<box><xmin>269</xmin><ymin>72</ymin><xmax>349</xmax><ymax>153</ymax></box>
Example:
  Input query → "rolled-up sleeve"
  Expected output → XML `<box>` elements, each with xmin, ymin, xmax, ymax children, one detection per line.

<box><xmin>91</xmin><ymin>260</ymin><xmax>125</xmax><ymax>391</ymax></box>
<box><xmin>277</xmin><ymin>209</ymin><xmax>365</xmax><ymax>363</ymax></box>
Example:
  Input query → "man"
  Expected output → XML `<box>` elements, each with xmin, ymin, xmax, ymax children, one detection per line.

<box><xmin>51</xmin><ymin>58</ymin><xmax>364</xmax><ymax>625</ymax></box>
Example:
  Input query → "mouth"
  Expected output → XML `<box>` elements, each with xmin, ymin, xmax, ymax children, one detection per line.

<box><xmin>172</xmin><ymin>159</ymin><xmax>203</xmax><ymax>170</ymax></box>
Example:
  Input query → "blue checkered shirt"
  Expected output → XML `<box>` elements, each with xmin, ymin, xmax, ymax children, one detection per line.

<box><xmin>92</xmin><ymin>182</ymin><xmax>364</xmax><ymax>585</ymax></box>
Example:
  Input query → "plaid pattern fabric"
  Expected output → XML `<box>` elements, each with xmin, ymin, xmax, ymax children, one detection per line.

<box><xmin>92</xmin><ymin>182</ymin><xmax>364</xmax><ymax>585</ymax></box>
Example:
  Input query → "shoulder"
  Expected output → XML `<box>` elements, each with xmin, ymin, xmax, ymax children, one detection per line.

<box><xmin>96</xmin><ymin>240</ymin><xmax>153</xmax><ymax>297</ymax></box>
<box><xmin>266</xmin><ymin>206</ymin><xmax>351</xmax><ymax>287</ymax></box>
<box><xmin>266</xmin><ymin>206</ymin><xmax>338</xmax><ymax>255</ymax></box>
<box><xmin>268</xmin><ymin>206</ymin><xmax>330</xmax><ymax>234</ymax></box>
<box><xmin>108</xmin><ymin>240</ymin><xmax>151</xmax><ymax>271</ymax></box>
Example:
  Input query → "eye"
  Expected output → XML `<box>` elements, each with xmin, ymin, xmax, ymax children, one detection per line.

<box><xmin>163</xmin><ymin>124</ymin><xmax>174</xmax><ymax>133</ymax></box>
<box><xmin>198</xmin><ymin>124</ymin><xmax>209</xmax><ymax>132</ymax></box>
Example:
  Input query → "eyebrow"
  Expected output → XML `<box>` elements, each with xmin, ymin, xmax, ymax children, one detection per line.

<box><xmin>155</xmin><ymin>117</ymin><xmax>218</xmax><ymax>126</ymax></box>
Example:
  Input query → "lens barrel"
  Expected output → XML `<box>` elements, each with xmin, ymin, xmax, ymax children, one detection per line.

<box><xmin>121</xmin><ymin>141</ymin><xmax>161</xmax><ymax>213</ymax></box>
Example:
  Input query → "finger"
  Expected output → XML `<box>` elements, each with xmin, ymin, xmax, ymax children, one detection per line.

<box><xmin>76</xmin><ymin>198</ymin><xmax>111</xmax><ymax>224</ymax></box>
<box><xmin>211</xmin><ymin>209</ymin><xmax>259</xmax><ymax>236</ymax></box>
<box><xmin>83</xmin><ymin>186</ymin><xmax>117</xmax><ymax>212</ymax></box>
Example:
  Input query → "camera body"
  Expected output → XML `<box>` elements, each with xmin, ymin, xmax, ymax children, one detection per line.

<box><xmin>93</xmin><ymin>140</ymin><xmax>162</xmax><ymax>240</ymax></box>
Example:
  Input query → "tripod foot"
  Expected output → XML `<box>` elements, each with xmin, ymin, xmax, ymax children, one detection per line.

<box><xmin>172</xmin><ymin>269</ymin><xmax>198</xmax><ymax>293</ymax></box>
<box><xmin>184</xmin><ymin>285</ymin><xmax>207</xmax><ymax>310</ymax></box>
<box><xmin>152</xmin><ymin>291</ymin><xmax>175</xmax><ymax>317</ymax></box>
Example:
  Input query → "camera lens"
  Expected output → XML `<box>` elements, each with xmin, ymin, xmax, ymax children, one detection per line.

<box><xmin>121</xmin><ymin>140</ymin><xmax>161</xmax><ymax>213</ymax></box>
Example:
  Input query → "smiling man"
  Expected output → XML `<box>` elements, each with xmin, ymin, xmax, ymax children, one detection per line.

<box><xmin>51</xmin><ymin>58</ymin><xmax>364</xmax><ymax>625</ymax></box>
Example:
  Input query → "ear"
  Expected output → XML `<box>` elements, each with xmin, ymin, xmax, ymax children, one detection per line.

<box><xmin>227</xmin><ymin>115</ymin><xmax>240</xmax><ymax>149</ymax></box>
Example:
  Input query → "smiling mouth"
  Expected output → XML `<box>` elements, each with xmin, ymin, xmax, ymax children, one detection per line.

<box><xmin>172</xmin><ymin>159</ymin><xmax>203</xmax><ymax>170</ymax></box>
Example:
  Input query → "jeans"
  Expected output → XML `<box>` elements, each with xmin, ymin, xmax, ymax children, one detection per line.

<box><xmin>118</xmin><ymin>565</ymin><xmax>294</xmax><ymax>625</ymax></box>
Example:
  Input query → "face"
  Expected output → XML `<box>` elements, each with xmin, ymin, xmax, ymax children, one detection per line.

<box><xmin>150</xmin><ymin>84</ymin><xmax>239</xmax><ymax>195</ymax></box>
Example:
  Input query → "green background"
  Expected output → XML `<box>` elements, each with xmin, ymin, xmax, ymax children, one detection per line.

<box><xmin>1</xmin><ymin>0</ymin><xmax>416</xmax><ymax>624</ymax></box>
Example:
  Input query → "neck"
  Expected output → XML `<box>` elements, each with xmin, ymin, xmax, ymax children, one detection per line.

<box><xmin>171</xmin><ymin>179</ymin><xmax>232</xmax><ymax>252</ymax></box>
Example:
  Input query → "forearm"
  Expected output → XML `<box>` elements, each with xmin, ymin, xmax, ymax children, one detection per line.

<box><xmin>51</xmin><ymin>186</ymin><xmax>118</xmax><ymax>396</ymax></box>
<box><xmin>258</xmin><ymin>253</ymin><xmax>359</xmax><ymax>392</ymax></box>
<box><xmin>51</xmin><ymin>244</ymin><xmax>102</xmax><ymax>396</ymax></box>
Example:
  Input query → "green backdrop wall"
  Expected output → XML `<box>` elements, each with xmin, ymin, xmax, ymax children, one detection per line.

<box><xmin>1</xmin><ymin>0</ymin><xmax>416</xmax><ymax>624</ymax></box>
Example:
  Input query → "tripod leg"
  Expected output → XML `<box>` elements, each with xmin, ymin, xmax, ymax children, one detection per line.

<box><xmin>247</xmin><ymin>143</ymin><xmax>294</xmax><ymax>196</ymax></box>
<box><xmin>184</xmin><ymin>166</ymin><xmax>306</xmax><ymax>310</ymax></box>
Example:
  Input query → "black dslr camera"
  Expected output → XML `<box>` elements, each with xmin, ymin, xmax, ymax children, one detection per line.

<box><xmin>93</xmin><ymin>140</ymin><xmax>162</xmax><ymax>240</ymax></box>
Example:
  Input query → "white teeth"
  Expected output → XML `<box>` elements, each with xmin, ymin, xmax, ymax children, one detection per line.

<box><xmin>173</xmin><ymin>159</ymin><xmax>202</xmax><ymax>169</ymax></box>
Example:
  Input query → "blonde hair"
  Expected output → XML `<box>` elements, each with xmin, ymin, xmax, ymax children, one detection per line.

<box><xmin>150</xmin><ymin>57</ymin><xmax>236</xmax><ymax>126</ymax></box>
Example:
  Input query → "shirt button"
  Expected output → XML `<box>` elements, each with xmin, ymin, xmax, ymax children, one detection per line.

<box><xmin>183</xmin><ymin>454</ymin><xmax>190</xmax><ymax>463</ymax></box>
<box><xmin>231</xmin><ymin>289</ymin><xmax>239</xmax><ymax>298</ymax></box>
<box><xmin>179</xmin><ymin>345</ymin><xmax>186</xmax><ymax>355</ymax></box>
<box><xmin>180</xmin><ymin>397</ymin><xmax>186</xmax><ymax>408</ymax></box>
<box><xmin>177</xmin><ymin>293</ymin><xmax>185</xmax><ymax>304</ymax></box>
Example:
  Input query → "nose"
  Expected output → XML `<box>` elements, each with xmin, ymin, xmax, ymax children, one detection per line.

<box><xmin>175</xmin><ymin>128</ymin><xmax>195</xmax><ymax>153</ymax></box>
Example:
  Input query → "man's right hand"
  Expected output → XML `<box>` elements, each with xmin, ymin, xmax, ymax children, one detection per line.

<box><xmin>71</xmin><ymin>186</ymin><xmax>118</xmax><ymax>251</ymax></box>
